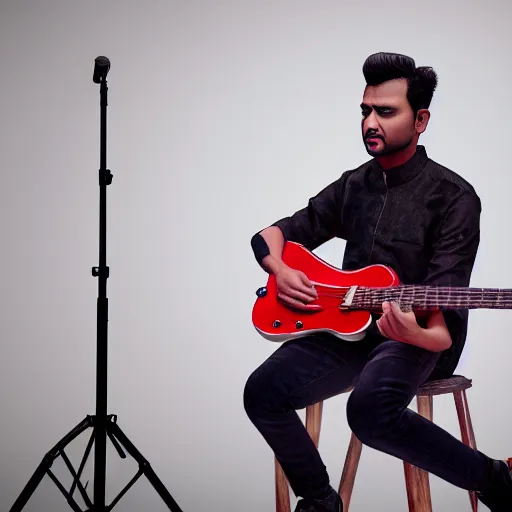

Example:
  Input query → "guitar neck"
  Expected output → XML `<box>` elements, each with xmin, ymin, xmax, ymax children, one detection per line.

<box><xmin>354</xmin><ymin>285</ymin><xmax>512</xmax><ymax>310</ymax></box>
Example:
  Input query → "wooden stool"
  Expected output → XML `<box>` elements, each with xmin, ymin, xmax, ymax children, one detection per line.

<box><xmin>274</xmin><ymin>375</ymin><xmax>478</xmax><ymax>512</ymax></box>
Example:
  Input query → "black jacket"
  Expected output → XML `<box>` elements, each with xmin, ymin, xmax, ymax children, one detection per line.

<box><xmin>267</xmin><ymin>145</ymin><xmax>481</xmax><ymax>377</ymax></box>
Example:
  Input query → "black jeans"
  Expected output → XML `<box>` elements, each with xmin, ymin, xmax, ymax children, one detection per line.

<box><xmin>243</xmin><ymin>333</ymin><xmax>494</xmax><ymax>500</ymax></box>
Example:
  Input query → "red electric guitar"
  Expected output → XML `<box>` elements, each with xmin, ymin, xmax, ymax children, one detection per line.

<box><xmin>252</xmin><ymin>241</ymin><xmax>512</xmax><ymax>343</ymax></box>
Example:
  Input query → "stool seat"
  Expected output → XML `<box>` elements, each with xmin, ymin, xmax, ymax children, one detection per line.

<box><xmin>418</xmin><ymin>374</ymin><xmax>472</xmax><ymax>396</ymax></box>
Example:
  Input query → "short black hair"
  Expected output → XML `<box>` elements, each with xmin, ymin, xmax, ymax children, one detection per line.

<box><xmin>362</xmin><ymin>52</ymin><xmax>438</xmax><ymax>115</ymax></box>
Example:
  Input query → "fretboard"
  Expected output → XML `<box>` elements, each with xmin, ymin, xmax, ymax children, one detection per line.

<box><xmin>353</xmin><ymin>285</ymin><xmax>512</xmax><ymax>311</ymax></box>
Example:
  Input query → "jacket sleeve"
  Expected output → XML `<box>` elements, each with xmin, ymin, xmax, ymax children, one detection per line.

<box><xmin>420</xmin><ymin>188</ymin><xmax>481</xmax><ymax>352</ymax></box>
<box><xmin>422</xmin><ymin>189</ymin><xmax>481</xmax><ymax>288</ymax></box>
<box><xmin>270</xmin><ymin>172</ymin><xmax>350</xmax><ymax>251</ymax></box>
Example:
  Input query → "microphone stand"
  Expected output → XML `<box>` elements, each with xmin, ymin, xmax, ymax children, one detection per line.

<box><xmin>8</xmin><ymin>57</ymin><xmax>184</xmax><ymax>512</ymax></box>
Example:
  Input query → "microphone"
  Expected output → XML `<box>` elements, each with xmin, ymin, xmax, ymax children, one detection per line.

<box><xmin>93</xmin><ymin>56</ymin><xmax>110</xmax><ymax>84</ymax></box>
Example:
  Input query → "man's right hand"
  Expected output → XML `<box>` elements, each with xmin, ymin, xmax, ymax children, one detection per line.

<box><xmin>257</xmin><ymin>226</ymin><xmax>320</xmax><ymax>311</ymax></box>
<box><xmin>275</xmin><ymin>265</ymin><xmax>320</xmax><ymax>311</ymax></box>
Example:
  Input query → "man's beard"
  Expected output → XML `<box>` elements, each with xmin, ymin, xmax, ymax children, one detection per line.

<box><xmin>362</xmin><ymin>127</ymin><xmax>415</xmax><ymax>157</ymax></box>
<box><xmin>363</xmin><ymin>136</ymin><xmax>414</xmax><ymax>157</ymax></box>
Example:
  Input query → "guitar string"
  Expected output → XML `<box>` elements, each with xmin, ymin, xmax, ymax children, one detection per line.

<box><xmin>313</xmin><ymin>294</ymin><xmax>512</xmax><ymax>305</ymax></box>
<box><xmin>311</xmin><ymin>286</ymin><xmax>511</xmax><ymax>297</ymax></box>
<box><xmin>306</xmin><ymin>287</ymin><xmax>512</xmax><ymax>308</ymax></box>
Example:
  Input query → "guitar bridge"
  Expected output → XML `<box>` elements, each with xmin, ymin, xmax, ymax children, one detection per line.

<box><xmin>339</xmin><ymin>286</ymin><xmax>358</xmax><ymax>310</ymax></box>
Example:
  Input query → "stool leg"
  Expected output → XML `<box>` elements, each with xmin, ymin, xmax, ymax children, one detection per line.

<box><xmin>403</xmin><ymin>395</ymin><xmax>433</xmax><ymax>512</ymax></box>
<box><xmin>306</xmin><ymin>401</ymin><xmax>324</xmax><ymax>448</ymax></box>
<box><xmin>454</xmin><ymin>390</ymin><xmax>478</xmax><ymax>511</ymax></box>
<box><xmin>339</xmin><ymin>432</ymin><xmax>363</xmax><ymax>510</ymax></box>
<box><xmin>275</xmin><ymin>458</ymin><xmax>291</xmax><ymax>512</ymax></box>
<box><xmin>274</xmin><ymin>402</ymin><xmax>324</xmax><ymax>512</ymax></box>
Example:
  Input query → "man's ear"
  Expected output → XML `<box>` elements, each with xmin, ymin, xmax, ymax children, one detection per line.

<box><xmin>416</xmin><ymin>109</ymin><xmax>430</xmax><ymax>134</ymax></box>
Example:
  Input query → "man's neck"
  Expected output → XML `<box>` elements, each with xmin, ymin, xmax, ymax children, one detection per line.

<box><xmin>376</xmin><ymin>142</ymin><xmax>418</xmax><ymax>170</ymax></box>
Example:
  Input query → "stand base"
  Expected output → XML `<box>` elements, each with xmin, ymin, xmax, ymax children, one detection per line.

<box><xmin>9</xmin><ymin>414</ymin><xmax>183</xmax><ymax>512</ymax></box>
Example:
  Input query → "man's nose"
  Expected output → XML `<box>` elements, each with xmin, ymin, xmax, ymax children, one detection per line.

<box><xmin>363</xmin><ymin>111</ymin><xmax>379</xmax><ymax>132</ymax></box>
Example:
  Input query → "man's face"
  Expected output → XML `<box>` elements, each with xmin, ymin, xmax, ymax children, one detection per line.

<box><xmin>361</xmin><ymin>79</ymin><xmax>417</xmax><ymax>157</ymax></box>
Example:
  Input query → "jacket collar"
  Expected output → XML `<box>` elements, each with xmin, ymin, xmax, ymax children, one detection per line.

<box><xmin>372</xmin><ymin>145</ymin><xmax>429</xmax><ymax>187</ymax></box>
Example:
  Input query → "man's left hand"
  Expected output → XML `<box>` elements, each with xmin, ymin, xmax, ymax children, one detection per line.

<box><xmin>376</xmin><ymin>301</ymin><xmax>422</xmax><ymax>343</ymax></box>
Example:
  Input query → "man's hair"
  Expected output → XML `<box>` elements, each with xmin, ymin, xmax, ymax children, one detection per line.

<box><xmin>362</xmin><ymin>52</ymin><xmax>438</xmax><ymax>115</ymax></box>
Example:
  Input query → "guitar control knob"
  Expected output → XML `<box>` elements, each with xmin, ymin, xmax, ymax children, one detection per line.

<box><xmin>273</xmin><ymin>320</ymin><xmax>281</xmax><ymax>328</ymax></box>
<box><xmin>256</xmin><ymin>287</ymin><xmax>267</xmax><ymax>297</ymax></box>
<box><xmin>296</xmin><ymin>321</ymin><xmax>303</xmax><ymax>329</ymax></box>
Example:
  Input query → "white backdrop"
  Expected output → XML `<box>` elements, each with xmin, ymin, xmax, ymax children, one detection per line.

<box><xmin>1</xmin><ymin>1</ymin><xmax>511</xmax><ymax>511</ymax></box>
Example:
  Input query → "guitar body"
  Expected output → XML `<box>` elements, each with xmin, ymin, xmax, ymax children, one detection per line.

<box><xmin>252</xmin><ymin>241</ymin><xmax>400</xmax><ymax>343</ymax></box>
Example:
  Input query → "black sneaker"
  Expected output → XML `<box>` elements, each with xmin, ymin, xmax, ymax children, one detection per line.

<box><xmin>294</xmin><ymin>486</ymin><xmax>343</xmax><ymax>512</ymax></box>
<box><xmin>477</xmin><ymin>458</ymin><xmax>512</xmax><ymax>511</ymax></box>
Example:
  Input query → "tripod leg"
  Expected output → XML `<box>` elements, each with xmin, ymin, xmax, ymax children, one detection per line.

<box><xmin>9</xmin><ymin>416</ymin><xmax>94</xmax><ymax>512</ymax></box>
<box><xmin>106</xmin><ymin>420</ymin><xmax>184</xmax><ymax>511</ymax></box>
